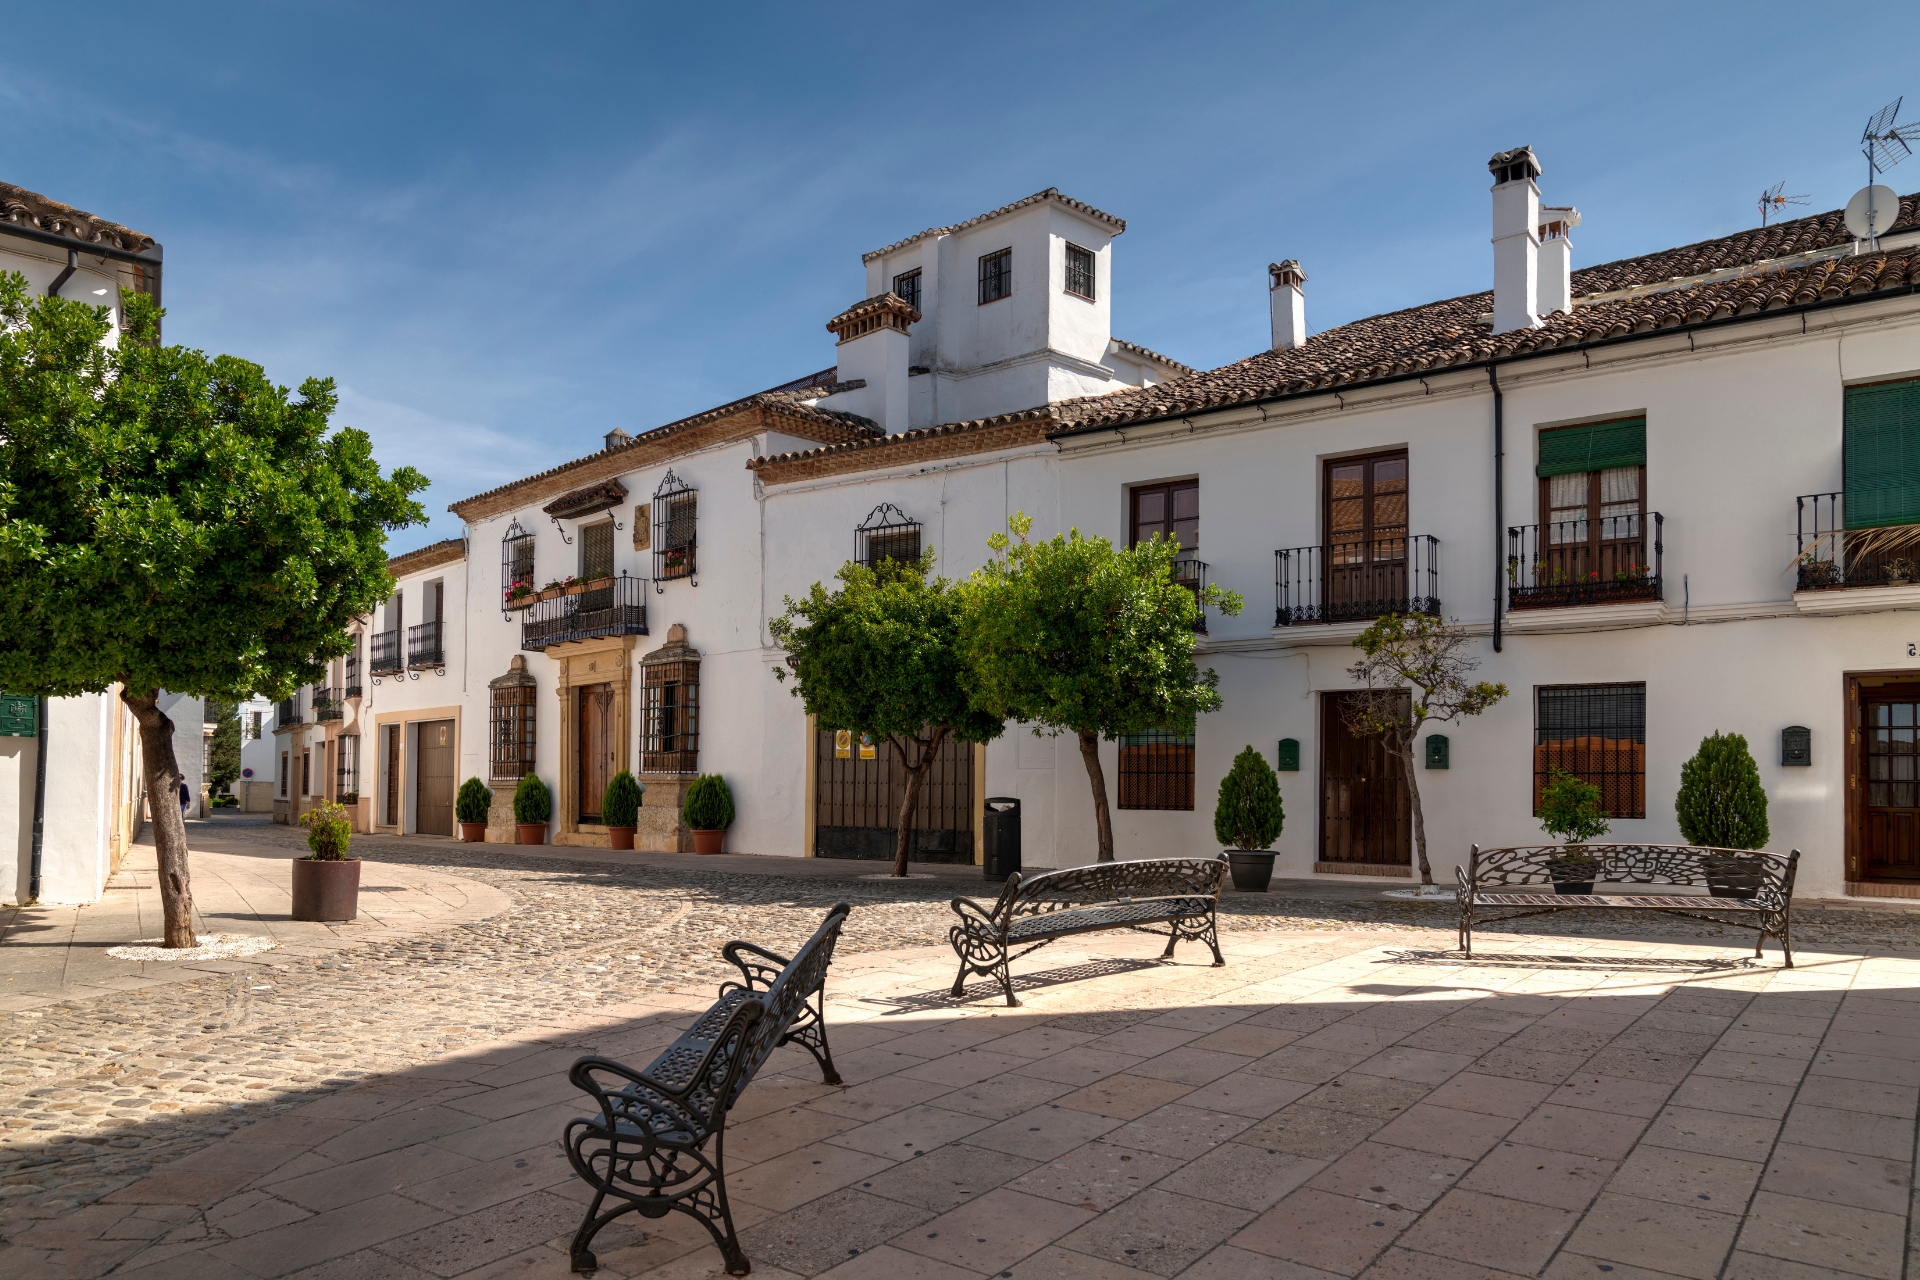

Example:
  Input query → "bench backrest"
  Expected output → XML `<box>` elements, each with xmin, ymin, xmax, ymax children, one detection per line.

<box><xmin>997</xmin><ymin>857</ymin><xmax>1229</xmax><ymax>922</ymax></box>
<box><xmin>1465</xmin><ymin>844</ymin><xmax>1798</xmax><ymax>904</ymax></box>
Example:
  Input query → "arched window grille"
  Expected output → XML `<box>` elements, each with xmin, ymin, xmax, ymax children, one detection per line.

<box><xmin>489</xmin><ymin>655</ymin><xmax>537</xmax><ymax>782</ymax></box>
<box><xmin>855</xmin><ymin>503</ymin><xmax>923</xmax><ymax>569</ymax></box>
<box><xmin>653</xmin><ymin>471</ymin><xmax>697</xmax><ymax>588</ymax></box>
<box><xmin>501</xmin><ymin>519</ymin><xmax>535</xmax><ymax>613</ymax></box>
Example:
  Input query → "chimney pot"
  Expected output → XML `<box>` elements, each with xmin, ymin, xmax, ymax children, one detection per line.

<box><xmin>1269</xmin><ymin>260</ymin><xmax>1307</xmax><ymax>351</ymax></box>
<box><xmin>1536</xmin><ymin>206</ymin><xmax>1580</xmax><ymax>317</ymax></box>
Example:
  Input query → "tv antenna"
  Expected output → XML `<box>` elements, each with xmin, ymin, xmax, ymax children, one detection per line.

<box><xmin>1855</xmin><ymin>97</ymin><xmax>1920</xmax><ymax>247</ymax></box>
<box><xmin>1758</xmin><ymin>181</ymin><xmax>1809</xmax><ymax>227</ymax></box>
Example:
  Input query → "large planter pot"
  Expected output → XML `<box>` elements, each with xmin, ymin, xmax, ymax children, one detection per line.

<box><xmin>459</xmin><ymin>821</ymin><xmax>487</xmax><ymax>843</ymax></box>
<box><xmin>1705</xmin><ymin>855</ymin><xmax>1765</xmax><ymax>900</ymax></box>
<box><xmin>1546</xmin><ymin>853</ymin><xmax>1601</xmax><ymax>895</ymax></box>
<box><xmin>691</xmin><ymin>828</ymin><xmax>725</xmax><ymax>855</ymax></box>
<box><xmin>517</xmin><ymin>823</ymin><xmax>547</xmax><ymax>846</ymax></box>
<box><xmin>1226</xmin><ymin>850</ymin><xmax>1276</xmax><ymax>893</ymax></box>
<box><xmin>607</xmin><ymin>826</ymin><xmax>636</xmax><ymax>851</ymax></box>
<box><xmin>291</xmin><ymin>858</ymin><xmax>361</xmax><ymax>922</ymax></box>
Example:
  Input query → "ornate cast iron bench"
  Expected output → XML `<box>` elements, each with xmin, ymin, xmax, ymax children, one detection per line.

<box><xmin>1458</xmin><ymin>844</ymin><xmax>1799</xmax><ymax>966</ymax></box>
<box><xmin>562</xmin><ymin>903</ymin><xmax>850</xmax><ymax>1276</ymax></box>
<box><xmin>949</xmin><ymin>858</ymin><xmax>1230</xmax><ymax>1006</ymax></box>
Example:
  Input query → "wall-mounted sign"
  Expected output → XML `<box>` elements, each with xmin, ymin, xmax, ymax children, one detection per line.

<box><xmin>858</xmin><ymin>732</ymin><xmax>876</xmax><ymax>761</ymax></box>
<box><xmin>835</xmin><ymin>729</ymin><xmax>851</xmax><ymax>759</ymax></box>
<box><xmin>0</xmin><ymin>694</ymin><xmax>37</xmax><ymax>738</ymax></box>
<box><xmin>242</xmin><ymin>767</ymin><xmax>254</xmax><ymax>779</ymax></box>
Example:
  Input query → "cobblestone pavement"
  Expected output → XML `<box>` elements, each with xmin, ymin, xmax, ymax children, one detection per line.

<box><xmin>4</xmin><ymin>818</ymin><xmax>1920</xmax><ymax>1277</ymax></box>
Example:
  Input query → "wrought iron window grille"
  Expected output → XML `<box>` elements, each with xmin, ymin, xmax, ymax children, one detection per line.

<box><xmin>489</xmin><ymin>657</ymin><xmax>538</xmax><ymax>782</ymax></box>
<box><xmin>368</xmin><ymin>629</ymin><xmax>402</xmax><ymax>684</ymax></box>
<box><xmin>276</xmin><ymin>698</ymin><xmax>303</xmax><ymax>729</ymax></box>
<box><xmin>1534</xmin><ymin>683</ymin><xmax>1647</xmax><ymax>819</ymax></box>
<box><xmin>1065</xmin><ymin>243</ymin><xmax>1095</xmax><ymax>300</ymax></box>
<box><xmin>334</xmin><ymin>734</ymin><xmax>361</xmax><ymax>799</ymax></box>
<box><xmin>892</xmin><ymin>269</ymin><xmax>921</xmax><ymax>312</ymax></box>
<box><xmin>501</xmin><ymin>518</ymin><xmax>536</xmax><ymax>616</ymax></box>
<box><xmin>406</xmin><ymin>621</ymin><xmax>446</xmax><ymax>678</ymax></box>
<box><xmin>1118</xmin><ymin>727</ymin><xmax>1196</xmax><ymax>811</ymax></box>
<box><xmin>1273</xmin><ymin>536</ymin><xmax>1441</xmax><ymax>626</ymax></box>
<box><xmin>1170</xmin><ymin>558</ymin><xmax>1210</xmax><ymax>634</ymax></box>
<box><xmin>642</xmin><ymin>658</ymin><xmax>701</xmax><ymax>774</ymax></box>
<box><xmin>652</xmin><ymin>470</ymin><xmax>698</xmax><ymax>590</ymax></box>
<box><xmin>978</xmin><ymin>248</ymin><xmax>1011</xmax><ymax>305</ymax></box>
<box><xmin>855</xmin><ymin>503</ymin><xmax>923</xmax><ymax>569</ymax></box>
<box><xmin>343</xmin><ymin>648</ymin><xmax>363</xmax><ymax>699</ymax></box>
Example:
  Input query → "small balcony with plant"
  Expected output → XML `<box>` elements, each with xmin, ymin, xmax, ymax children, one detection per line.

<box><xmin>522</xmin><ymin>575</ymin><xmax>649</xmax><ymax>651</ymax></box>
<box><xmin>1793</xmin><ymin>491</ymin><xmax>1920</xmax><ymax>613</ymax></box>
<box><xmin>276</xmin><ymin>697</ymin><xmax>304</xmax><ymax>728</ymax></box>
<box><xmin>1506</xmin><ymin>513</ymin><xmax>1663</xmax><ymax>615</ymax></box>
<box><xmin>313</xmin><ymin>687</ymin><xmax>343</xmax><ymax>722</ymax></box>
<box><xmin>1273</xmin><ymin>535</ymin><xmax>1440</xmax><ymax>641</ymax></box>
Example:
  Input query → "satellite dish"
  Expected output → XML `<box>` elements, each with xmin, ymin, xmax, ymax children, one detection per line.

<box><xmin>1846</xmin><ymin>184</ymin><xmax>1901</xmax><ymax>242</ymax></box>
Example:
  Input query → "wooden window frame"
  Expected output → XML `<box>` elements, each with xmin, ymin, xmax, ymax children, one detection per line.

<box><xmin>1322</xmin><ymin>450</ymin><xmax>1409</xmax><ymax>551</ymax></box>
<box><xmin>1129</xmin><ymin>480</ymin><xmax>1199</xmax><ymax>554</ymax></box>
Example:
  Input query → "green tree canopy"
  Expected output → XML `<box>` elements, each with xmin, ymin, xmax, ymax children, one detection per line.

<box><xmin>1675</xmin><ymin>731</ymin><xmax>1769</xmax><ymax>850</ymax></box>
<box><xmin>206</xmin><ymin>699</ymin><xmax>242</xmax><ymax>794</ymax></box>
<box><xmin>0</xmin><ymin>280</ymin><xmax>426</xmax><ymax>943</ymax></box>
<box><xmin>772</xmin><ymin>554</ymin><xmax>1002</xmax><ymax>875</ymax></box>
<box><xmin>959</xmin><ymin>514</ymin><xmax>1242</xmax><ymax>863</ymax></box>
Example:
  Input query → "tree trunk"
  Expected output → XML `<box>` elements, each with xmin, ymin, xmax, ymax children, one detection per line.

<box><xmin>889</xmin><ymin>726</ymin><xmax>948</xmax><ymax>877</ymax></box>
<box><xmin>1078</xmin><ymin>729</ymin><xmax>1115</xmax><ymax>863</ymax></box>
<box><xmin>122</xmin><ymin>688</ymin><xmax>198</xmax><ymax>948</ymax></box>
<box><xmin>1401</xmin><ymin>735</ymin><xmax>1432</xmax><ymax>886</ymax></box>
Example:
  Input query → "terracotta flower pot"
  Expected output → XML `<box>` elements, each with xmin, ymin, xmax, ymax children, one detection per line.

<box><xmin>291</xmin><ymin>858</ymin><xmax>361</xmax><ymax>922</ymax></box>
<box><xmin>459</xmin><ymin>821</ymin><xmax>487</xmax><ymax>843</ymax></box>
<box><xmin>607</xmin><ymin>826</ymin><xmax>636</xmax><ymax>851</ymax></box>
<box><xmin>691</xmin><ymin>828</ymin><xmax>724</xmax><ymax>855</ymax></box>
<box><xmin>517</xmin><ymin>823</ymin><xmax>547</xmax><ymax>845</ymax></box>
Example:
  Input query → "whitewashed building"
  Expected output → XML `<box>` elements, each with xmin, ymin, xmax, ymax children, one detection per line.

<box><xmin>363</xmin><ymin>169</ymin><xmax>1920</xmax><ymax>905</ymax></box>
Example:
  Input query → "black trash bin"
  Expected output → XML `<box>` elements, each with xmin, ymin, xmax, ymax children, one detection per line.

<box><xmin>983</xmin><ymin>797</ymin><xmax>1021</xmax><ymax>881</ymax></box>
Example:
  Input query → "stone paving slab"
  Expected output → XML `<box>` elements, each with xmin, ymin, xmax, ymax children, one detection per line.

<box><xmin>8</xmin><ymin>918</ymin><xmax>1920</xmax><ymax>1280</ymax></box>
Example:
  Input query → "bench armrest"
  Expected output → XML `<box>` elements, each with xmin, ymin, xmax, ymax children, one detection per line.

<box><xmin>949</xmin><ymin>894</ymin><xmax>1006</xmax><ymax>937</ymax></box>
<box><xmin>723</xmin><ymin>940</ymin><xmax>792</xmax><ymax>993</ymax></box>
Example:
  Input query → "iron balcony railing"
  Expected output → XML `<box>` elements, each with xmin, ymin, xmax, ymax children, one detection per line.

<box><xmin>313</xmin><ymin>687</ymin><xmax>342</xmax><ymax>722</ymax></box>
<box><xmin>522</xmin><ymin>576</ymin><xmax>650</xmax><ymax>652</ymax></box>
<box><xmin>1795</xmin><ymin>492</ymin><xmax>1920</xmax><ymax>590</ymax></box>
<box><xmin>369</xmin><ymin>629</ymin><xmax>402</xmax><ymax>675</ymax></box>
<box><xmin>276</xmin><ymin>698</ymin><xmax>303</xmax><ymax>728</ymax></box>
<box><xmin>1170</xmin><ymin>559</ymin><xmax>1210</xmax><ymax>634</ymax></box>
<box><xmin>1507</xmin><ymin>512</ymin><xmax>1663</xmax><ymax>610</ymax></box>
<box><xmin>343</xmin><ymin>652</ymin><xmax>363</xmax><ymax>699</ymax></box>
<box><xmin>1274</xmin><ymin>535</ymin><xmax>1440</xmax><ymax>626</ymax></box>
<box><xmin>407</xmin><ymin>621</ymin><xmax>445</xmax><ymax>669</ymax></box>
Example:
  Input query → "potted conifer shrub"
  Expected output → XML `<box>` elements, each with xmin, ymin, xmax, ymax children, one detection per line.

<box><xmin>603</xmin><ymin>771</ymin><xmax>644</xmax><ymax>851</ymax></box>
<box><xmin>514</xmin><ymin>773</ymin><xmax>552</xmax><ymax>845</ymax></box>
<box><xmin>1539</xmin><ymin>769</ymin><xmax>1609</xmax><ymax>893</ymax></box>
<box><xmin>456</xmin><ymin>777</ymin><xmax>492</xmax><ymax>842</ymax></box>
<box><xmin>1676</xmin><ymin>731</ymin><xmax>1770</xmax><ymax>898</ymax></box>
<box><xmin>292</xmin><ymin>800</ymin><xmax>359</xmax><ymax>921</ymax></box>
<box><xmin>1215</xmin><ymin>745</ymin><xmax>1286</xmax><ymax>892</ymax></box>
<box><xmin>682</xmin><ymin>774</ymin><xmax>734</xmax><ymax>855</ymax></box>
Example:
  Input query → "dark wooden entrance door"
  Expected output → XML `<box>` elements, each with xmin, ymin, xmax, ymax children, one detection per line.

<box><xmin>416</xmin><ymin>720</ymin><xmax>455</xmax><ymax>836</ymax></box>
<box><xmin>814</xmin><ymin>729</ymin><xmax>974</xmax><ymax>863</ymax></box>
<box><xmin>1860</xmin><ymin>684</ymin><xmax>1920</xmax><ymax>881</ymax></box>
<box><xmin>1324</xmin><ymin>452</ymin><xmax>1408</xmax><ymax>622</ymax></box>
<box><xmin>579</xmin><ymin>684</ymin><xmax>616</xmax><ymax>822</ymax></box>
<box><xmin>384</xmin><ymin>725</ymin><xmax>400</xmax><ymax>826</ymax></box>
<box><xmin>1320</xmin><ymin>691</ymin><xmax>1410</xmax><ymax>868</ymax></box>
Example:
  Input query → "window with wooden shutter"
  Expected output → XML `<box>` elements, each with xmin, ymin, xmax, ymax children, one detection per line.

<box><xmin>1845</xmin><ymin>379</ymin><xmax>1920</xmax><ymax>529</ymax></box>
<box><xmin>580</xmin><ymin>520</ymin><xmax>615</xmax><ymax>581</ymax></box>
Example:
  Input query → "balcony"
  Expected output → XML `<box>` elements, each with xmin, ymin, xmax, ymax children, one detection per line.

<box><xmin>1170</xmin><ymin>559</ymin><xmax>1210</xmax><ymax>634</ymax></box>
<box><xmin>1274</xmin><ymin>536</ymin><xmax>1441</xmax><ymax>632</ymax></box>
<box><xmin>522</xmin><ymin>576</ymin><xmax>649</xmax><ymax>651</ymax></box>
<box><xmin>369</xmin><ymin>629</ymin><xmax>402</xmax><ymax>676</ymax></box>
<box><xmin>408</xmin><ymin>621</ymin><xmax>445</xmax><ymax>670</ymax></box>
<box><xmin>1793</xmin><ymin>492</ymin><xmax>1920</xmax><ymax>614</ymax></box>
<box><xmin>276</xmin><ymin>698</ymin><xmax>303</xmax><ymax>728</ymax></box>
<box><xmin>1507</xmin><ymin>514</ymin><xmax>1663</xmax><ymax>612</ymax></box>
<box><xmin>343</xmin><ymin>652</ymin><xmax>363</xmax><ymax>699</ymax></box>
<box><xmin>313</xmin><ymin>687</ymin><xmax>343</xmax><ymax>723</ymax></box>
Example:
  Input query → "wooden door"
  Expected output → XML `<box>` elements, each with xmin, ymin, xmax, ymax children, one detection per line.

<box><xmin>1860</xmin><ymin>685</ymin><xmax>1920</xmax><ymax>880</ymax></box>
<box><xmin>415</xmin><ymin>719</ymin><xmax>455</xmax><ymax>836</ymax></box>
<box><xmin>578</xmin><ymin>684</ymin><xmax>616</xmax><ymax>822</ymax></box>
<box><xmin>1324</xmin><ymin>452</ymin><xmax>1408</xmax><ymax>622</ymax></box>
<box><xmin>1320</xmin><ymin>691</ymin><xmax>1410</xmax><ymax>867</ymax></box>
<box><xmin>384</xmin><ymin>725</ymin><xmax>400</xmax><ymax>825</ymax></box>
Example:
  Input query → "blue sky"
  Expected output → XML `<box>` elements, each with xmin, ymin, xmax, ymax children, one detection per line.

<box><xmin>4</xmin><ymin>2</ymin><xmax>1912</xmax><ymax>551</ymax></box>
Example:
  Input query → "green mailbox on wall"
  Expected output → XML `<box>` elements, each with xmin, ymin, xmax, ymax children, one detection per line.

<box><xmin>1425</xmin><ymin>734</ymin><xmax>1450</xmax><ymax>769</ymax></box>
<box><xmin>0</xmin><ymin>694</ymin><xmax>37</xmax><ymax>738</ymax></box>
<box><xmin>1276</xmin><ymin>738</ymin><xmax>1299</xmax><ymax>771</ymax></box>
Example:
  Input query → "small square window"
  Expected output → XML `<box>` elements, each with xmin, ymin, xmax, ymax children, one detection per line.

<box><xmin>892</xmin><ymin>269</ymin><xmax>921</xmax><ymax>312</ymax></box>
<box><xmin>1065</xmin><ymin>243</ymin><xmax>1095</xmax><ymax>300</ymax></box>
<box><xmin>978</xmin><ymin>248</ymin><xmax>1011</xmax><ymax>305</ymax></box>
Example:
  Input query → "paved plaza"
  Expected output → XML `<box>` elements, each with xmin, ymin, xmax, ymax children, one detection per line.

<box><xmin>5</xmin><ymin>819</ymin><xmax>1920</xmax><ymax>1279</ymax></box>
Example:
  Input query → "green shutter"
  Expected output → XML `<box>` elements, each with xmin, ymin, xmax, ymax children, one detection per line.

<box><xmin>1844</xmin><ymin>380</ymin><xmax>1920</xmax><ymax>529</ymax></box>
<box><xmin>1537</xmin><ymin>418</ymin><xmax>1646</xmax><ymax>477</ymax></box>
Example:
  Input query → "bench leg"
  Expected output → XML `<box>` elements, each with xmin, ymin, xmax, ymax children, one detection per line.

<box><xmin>997</xmin><ymin>955</ymin><xmax>1019</xmax><ymax>1007</ymax></box>
<box><xmin>782</xmin><ymin>994</ymin><xmax>843</xmax><ymax>1087</ymax></box>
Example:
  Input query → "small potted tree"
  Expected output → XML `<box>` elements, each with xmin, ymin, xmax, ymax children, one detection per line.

<box><xmin>456</xmin><ymin>777</ymin><xmax>492</xmax><ymax>842</ymax></box>
<box><xmin>1676</xmin><ymin>731</ymin><xmax>1770</xmax><ymax>898</ymax></box>
<box><xmin>682</xmin><ymin>774</ymin><xmax>734</xmax><ymax>854</ymax></box>
<box><xmin>293</xmin><ymin>800</ymin><xmax>359</xmax><ymax>921</ymax></box>
<box><xmin>1215</xmin><ymin>745</ymin><xmax>1285</xmax><ymax>892</ymax></box>
<box><xmin>514</xmin><ymin>773</ymin><xmax>552</xmax><ymax>845</ymax></box>
<box><xmin>1539</xmin><ymin>769</ymin><xmax>1609</xmax><ymax>893</ymax></box>
<box><xmin>603</xmin><ymin>771</ymin><xmax>644</xmax><ymax>850</ymax></box>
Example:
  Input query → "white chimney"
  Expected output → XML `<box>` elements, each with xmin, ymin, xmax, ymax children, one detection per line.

<box><xmin>1489</xmin><ymin>147</ymin><xmax>1543</xmax><ymax>334</ymax></box>
<box><xmin>1269</xmin><ymin>260</ymin><xmax>1307</xmax><ymax>351</ymax></box>
<box><xmin>821</xmin><ymin>292</ymin><xmax>919</xmax><ymax>433</ymax></box>
<box><xmin>1536</xmin><ymin>206</ymin><xmax>1580</xmax><ymax>317</ymax></box>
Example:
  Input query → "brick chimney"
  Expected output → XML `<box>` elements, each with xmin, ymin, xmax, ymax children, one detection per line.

<box><xmin>823</xmin><ymin>292</ymin><xmax>919</xmax><ymax>433</ymax></box>
<box><xmin>1268</xmin><ymin>260</ymin><xmax>1307</xmax><ymax>351</ymax></box>
<box><xmin>1488</xmin><ymin>147</ymin><xmax>1543</xmax><ymax>334</ymax></box>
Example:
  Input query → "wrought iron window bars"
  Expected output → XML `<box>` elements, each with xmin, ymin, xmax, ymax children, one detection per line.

<box><xmin>1795</xmin><ymin>492</ymin><xmax>1920</xmax><ymax>590</ymax></box>
<box><xmin>653</xmin><ymin>471</ymin><xmax>697</xmax><ymax>589</ymax></box>
<box><xmin>855</xmin><ymin>503</ymin><xmax>922</xmax><ymax>569</ymax></box>
<box><xmin>501</xmin><ymin>519</ymin><xmax>536</xmax><ymax>615</ymax></box>
<box><xmin>519</xmin><ymin>574</ymin><xmax>649</xmax><ymax>652</ymax></box>
<box><xmin>406</xmin><ymin>621</ymin><xmax>446</xmax><ymax>678</ymax></box>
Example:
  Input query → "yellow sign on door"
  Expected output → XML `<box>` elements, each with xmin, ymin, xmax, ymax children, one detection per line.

<box><xmin>858</xmin><ymin>732</ymin><xmax>876</xmax><ymax>761</ymax></box>
<box><xmin>834</xmin><ymin>729</ymin><xmax>851</xmax><ymax>759</ymax></box>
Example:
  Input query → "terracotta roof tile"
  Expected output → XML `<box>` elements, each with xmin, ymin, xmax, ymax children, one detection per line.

<box><xmin>1109</xmin><ymin>337</ymin><xmax>1196</xmax><ymax>376</ymax></box>
<box><xmin>0</xmin><ymin>179</ymin><xmax>155</xmax><ymax>252</ymax></box>
<box><xmin>861</xmin><ymin>188</ymin><xmax>1125</xmax><ymax>264</ymax></box>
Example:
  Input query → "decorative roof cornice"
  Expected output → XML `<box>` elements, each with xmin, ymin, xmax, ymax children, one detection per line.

<box><xmin>387</xmin><ymin>537</ymin><xmax>466</xmax><ymax>577</ymax></box>
<box><xmin>861</xmin><ymin>188</ymin><xmax>1126</xmax><ymax>264</ymax></box>
<box><xmin>543</xmin><ymin>478</ymin><xmax>628</xmax><ymax>521</ymax></box>
<box><xmin>0</xmin><ymin>179</ymin><xmax>155</xmax><ymax>253</ymax></box>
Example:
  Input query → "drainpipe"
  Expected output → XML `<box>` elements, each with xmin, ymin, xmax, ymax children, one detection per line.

<box><xmin>28</xmin><ymin>696</ymin><xmax>48</xmax><ymax>903</ymax></box>
<box><xmin>1490</xmin><ymin>364</ymin><xmax>1504</xmax><ymax>653</ymax></box>
<box><xmin>46</xmin><ymin>248</ymin><xmax>78</xmax><ymax>297</ymax></box>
